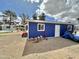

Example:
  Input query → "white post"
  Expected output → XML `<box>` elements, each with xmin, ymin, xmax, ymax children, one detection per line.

<box><xmin>27</xmin><ymin>22</ymin><xmax>29</xmax><ymax>40</ymax></box>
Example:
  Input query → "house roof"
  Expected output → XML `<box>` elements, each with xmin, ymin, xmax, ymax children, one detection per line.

<box><xmin>26</xmin><ymin>20</ymin><xmax>74</xmax><ymax>25</ymax></box>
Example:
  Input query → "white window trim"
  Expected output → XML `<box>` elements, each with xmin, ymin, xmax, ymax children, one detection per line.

<box><xmin>37</xmin><ymin>23</ymin><xmax>45</xmax><ymax>31</ymax></box>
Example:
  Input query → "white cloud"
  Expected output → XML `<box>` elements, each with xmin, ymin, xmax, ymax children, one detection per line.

<box><xmin>66</xmin><ymin>0</ymin><xmax>79</xmax><ymax>7</ymax></box>
<box><xmin>53</xmin><ymin>11</ymin><xmax>66</xmax><ymax>18</ymax></box>
<box><xmin>36</xmin><ymin>0</ymin><xmax>48</xmax><ymax>15</ymax></box>
<box><xmin>0</xmin><ymin>12</ymin><xmax>5</xmax><ymax>15</ymax></box>
<box><xmin>69</xmin><ymin>8</ymin><xmax>76</xmax><ymax>13</ymax></box>
<box><xmin>0</xmin><ymin>12</ymin><xmax>2</xmax><ymax>15</ymax></box>
<box><xmin>26</xmin><ymin>0</ymin><xmax>40</xmax><ymax>3</ymax></box>
<box><xmin>24</xmin><ymin>0</ymin><xmax>49</xmax><ymax>16</ymax></box>
<box><xmin>0</xmin><ymin>12</ymin><xmax>5</xmax><ymax>21</ymax></box>
<box><xmin>69</xmin><ymin>4</ymin><xmax>79</xmax><ymax>13</ymax></box>
<box><xmin>0</xmin><ymin>17</ymin><xmax>3</xmax><ymax>21</ymax></box>
<box><xmin>17</xmin><ymin>16</ymin><xmax>22</xmax><ymax>21</ymax></box>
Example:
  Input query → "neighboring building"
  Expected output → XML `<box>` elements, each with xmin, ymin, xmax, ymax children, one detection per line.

<box><xmin>0</xmin><ymin>14</ymin><xmax>18</xmax><ymax>32</ymax></box>
<box><xmin>0</xmin><ymin>24</ymin><xmax>14</xmax><ymax>31</ymax></box>
<box><xmin>25</xmin><ymin>20</ymin><xmax>74</xmax><ymax>39</ymax></box>
<box><xmin>0</xmin><ymin>12</ymin><xmax>23</xmax><ymax>32</ymax></box>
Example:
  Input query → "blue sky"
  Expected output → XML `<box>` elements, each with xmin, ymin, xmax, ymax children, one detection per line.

<box><xmin>0</xmin><ymin>0</ymin><xmax>42</xmax><ymax>18</ymax></box>
<box><xmin>0</xmin><ymin>0</ymin><xmax>57</xmax><ymax>21</ymax></box>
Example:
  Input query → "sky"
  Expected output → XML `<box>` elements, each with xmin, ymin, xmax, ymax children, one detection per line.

<box><xmin>0</xmin><ymin>0</ymin><xmax>42</xmax><ymax>18</ymax></box>
<box><xmin>0</xmin><ymin>0</ymin><xmax>57</xmax><ymax>21</ymax></box>
<box><xmin>0</xmin><ymin>0</ymin><xmax>78</xmax><ymax>23</ymax></box>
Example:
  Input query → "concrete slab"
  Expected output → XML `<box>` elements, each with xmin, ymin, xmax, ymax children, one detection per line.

<box><xmin>22</xmin><ymin>37</ymin><xmax>78</xmax><ymax>56</ymax></box>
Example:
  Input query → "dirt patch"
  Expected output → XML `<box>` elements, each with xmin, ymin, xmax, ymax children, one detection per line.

<box><xmin>0</xmin><ymin>32</ymin><xmax>26</xmax><ymax>59</ymax></box>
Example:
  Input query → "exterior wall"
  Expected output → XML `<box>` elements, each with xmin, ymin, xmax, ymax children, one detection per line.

<box><xmin>44</xmin><ymin>23</ymin><xmax>55</xmax><ymax>37</ymax></box>
<box><xmin>60</xmin><ymin>24</ymin><xmax>67</xmax><ymax>36</ymax></box>
<box><xmin>28</xmin><ymin>22</ymin><xmax>74</xmax><ymax>39</ymax></box>
<box><xmin>2</xmin><ymin>24</ymin><xmax>9</xmax><ymax>30</ymax></box>
<box><xmin>60</xmin><ymin>24</ymin><xmax>74</xmax><ymax>36</ymax></box>
<box><xmin>0</xmin><ymin>24</ymin><xmax>15</xmax><ymax>32</ymax></box>
<box><xmin>29</xmin><ymin>22</ymin><xmax>55</xmax><ymax>38</ymax></box>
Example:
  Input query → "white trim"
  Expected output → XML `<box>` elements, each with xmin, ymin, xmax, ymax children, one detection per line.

<box><xmin>27</xmin><ymin>22</ymin><xmax>29</xmax><ymax>40</ymax></box>
<box><xmin>24</xmin><ymin>24</ymin><xmax>28</xmax><ymax>32</ymax></box>
<box><xmin>55</xmin><ymin>25</ymin><xmax>60</xmax><ymax>37</ymax></box>
<box><xmin>25</xmin><ymin>20</ymin><xmax>74</xmax><ymax>25</ymax></box>
<box><xmin>37</xmin><ymin>23</ymin><xmax>45</xmax><ymax>31</ymax></box>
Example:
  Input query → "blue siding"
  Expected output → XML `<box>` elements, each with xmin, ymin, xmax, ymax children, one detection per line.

<box><xmin>60</xmin><ymin>24</ymin><xmax>74</xmax><ymax>36</ymax></box>
<box><xmin>45</xmin><ymin>23</ymin><xmax>55</xmax><ymax>37</ymax></box>
<box><xmin>28</xmin><ymin>22</ymin><xmax>74</xmax><ymax>39</ymax></box>
<box><xmin>29</xmin><ymin>22</ymin><xmax>55</xmax><ymax>38</ymax></box>
<box><xmin>60</xmin><ymin>24</ymin><xmax>67</xmax><ymax>36</ymax></box>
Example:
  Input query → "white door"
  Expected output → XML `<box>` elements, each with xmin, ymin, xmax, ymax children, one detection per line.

<box><xmin>55</xmin><ymin>25</ymin><xmax>60</xmax><ymax>37</ymax></box>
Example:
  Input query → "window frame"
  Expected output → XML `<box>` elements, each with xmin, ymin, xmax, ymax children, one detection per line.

<box><xmin>6</xmin><ymin>26</ymin><xmax>10</xmax><ymax>29</ymax></box>
<box><xmin>37</xmin><ymin>23</ymin><xmax>45</xmax><ymax>31</ymax></box>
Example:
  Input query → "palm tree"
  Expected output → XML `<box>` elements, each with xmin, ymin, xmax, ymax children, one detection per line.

<box><xmin>20</xmin><ymin>13</ymin><xmax>29</xmax><ymax>25</ymax></box>
<box><xmin>3</xmin><ymin>10</ymin><xmax>17</xmax><ymax>25</ymax></box>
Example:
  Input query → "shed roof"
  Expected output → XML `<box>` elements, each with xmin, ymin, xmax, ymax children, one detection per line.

<box><xmin>26</xmin><ymin>20</ymin><xmax>74</xmax><ymax>25</ymax></box>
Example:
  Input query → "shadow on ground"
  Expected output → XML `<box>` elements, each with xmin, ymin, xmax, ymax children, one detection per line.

<box><xmin>22</xmin><ymin>37</ymin><xmax>78</xmax><ymax>56</ymax></box>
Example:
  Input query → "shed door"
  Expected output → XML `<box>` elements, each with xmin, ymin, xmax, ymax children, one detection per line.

<box><xmin>55</xmin><ymin>25</ymin><xmax>60</xmax><ymax>37</ymax></box>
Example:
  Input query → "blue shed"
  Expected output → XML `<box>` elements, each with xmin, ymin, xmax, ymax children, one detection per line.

<box><xmin>26</xmin><ymin>20</ymin><xmax>74</xmax><ymax>39</ymax></box>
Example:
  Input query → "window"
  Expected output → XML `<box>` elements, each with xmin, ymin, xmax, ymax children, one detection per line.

<box><xmin>67</xmin><ymin>25</ymin><xmax>73</xmax><ymax>31</ymax></box>
<box><xmin>37</xmin><ymin>23</ymin><xmax>45</xmax><ymax>31</ymax></box>
<box><xmin>6</xmin><ymin>26</ymin><xmax>10</xmax><ymax>29</ymax></box>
